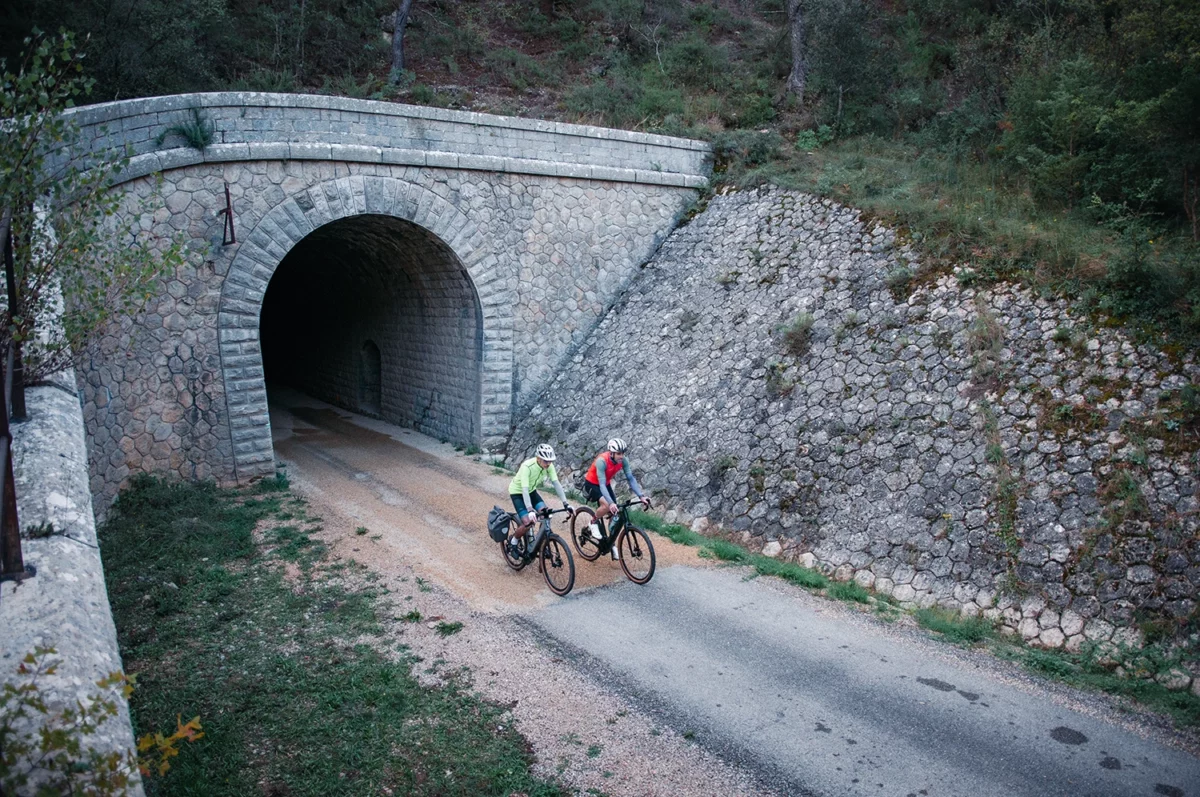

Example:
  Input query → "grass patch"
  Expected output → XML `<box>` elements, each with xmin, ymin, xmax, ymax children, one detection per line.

<box><xmin>753</xmin><ymin>558</ymin><xmax>829</xmax><ymax>589</ymax></box>
<box><xmin>993</xmin><ymin>643</ymin><xmax>1200</xmax><ymax>729</ymax></box>
<box><xmin>254</xmin><ymin>472</ymin><xmax>290</xmax><ymax>493</ymax></box>
<box><xmin>780</xmin><ymin>312</ymin><xmax>816</xmax><ymax>357</ymax></box>
<box><xmin>827</xmin><ymin>580</ymin><xmax>872</xmax><ymax>604</ymax></box>
<box><xmin>703</xmin><ymin>539</ymin><xmax>749</xmax><ymax>563</ymax></box>
<box><xmin>629</xmin><ymin>510</ymin><xmax>706</xmax><ymax>546</ymax></box>
<box><xmin>632</xmin><ymin>510</ymin><xmax>827</xmax><ymax>589</ymax></box>
<box><xmin>100</xmin><ymin>475</ymin><xmax>564</xmax><ymax>796</ymax></box>
<box><xmin>915</xmin><ymin>607</ymin><xmax>996</xmax><ymax>646</ymax></box>
<box><xmin>435</xmin><ymin>621</ymin><xmax>464</xmax><ymax>637</ymax></box>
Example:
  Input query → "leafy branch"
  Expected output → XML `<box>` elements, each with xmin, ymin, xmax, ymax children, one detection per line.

<box><xmin>1</xmin><ymin>30</ymin><xmax>188</xmax><ymax>382</ymax></box>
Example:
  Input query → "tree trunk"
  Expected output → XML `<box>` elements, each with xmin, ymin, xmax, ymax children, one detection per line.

<box><xmin>389</xmin><ymin>0</ymin><xmax>416</xmax><ymax>85</ymax></box>
<box><xmin>785</xmin><ymin>0</ymin><xmax>806</xmax><ymax>106</ymax></box>
<box><xmin>1185</xmin><ymin>166</ymin><xmax>1198</xmax><ymax>243</ymax></box>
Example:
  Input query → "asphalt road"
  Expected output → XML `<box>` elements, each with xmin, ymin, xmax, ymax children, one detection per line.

<box><xmin>269</xmin><ymin>389</ymin><xmax>1200</xmax><ymax>797</ymax></box>
<box><xmin>530</xmin><ymin>566</ymin><xmax>1200</xmax><ymax>797</ymax></box>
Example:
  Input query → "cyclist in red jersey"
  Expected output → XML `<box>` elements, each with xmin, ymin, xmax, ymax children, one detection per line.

<box><xmin>583</xmin><ymin>438</ymin><xmax>651</xmax><ymax>538</ymax></box>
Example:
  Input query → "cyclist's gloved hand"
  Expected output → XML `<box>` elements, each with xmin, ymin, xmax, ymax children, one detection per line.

<box><xmin>523</xmin><ymin>512</ymin><xmax>537</xmax><ymax>526</ymax></box>
<box><xmin>641</xmin><ymin>496</ymin><xmax>653</xmax><ymax>509</ymax></box>
<box><xmin>563</xmin><ymin>502</ymin><xmax>573</xmax><ymax>513</ymax></box>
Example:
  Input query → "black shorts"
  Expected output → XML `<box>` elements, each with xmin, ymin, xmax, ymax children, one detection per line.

<box><xmin>584</xmin><ymin>481</ymin><xmax>607</xmax><ymax>504</ymax></box>
<box><xmin>511</xmin><ymin>491</ymin><xmax>544</xmax><ymax>519</ymax></box>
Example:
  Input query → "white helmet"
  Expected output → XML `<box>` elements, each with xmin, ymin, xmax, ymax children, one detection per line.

<box><xmin>607</xmin><ymin>438</ymin><xmax>627</xmax><ymax>454</ymax></box>
<box><xmin>536</xmin><ymin>443</ymin><xmax>556</xmax><ymax>461</ymax></box>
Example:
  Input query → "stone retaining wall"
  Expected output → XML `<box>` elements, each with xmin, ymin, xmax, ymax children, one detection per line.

<box><xmin>511</xmin><ymin>187</ymin><xmax>1200</xmax><ymax>659</ymax></box>
<box><xmin>0</xmin><ymin>374</ymin><xmax>141</xmax><ymax>794</ymax></box>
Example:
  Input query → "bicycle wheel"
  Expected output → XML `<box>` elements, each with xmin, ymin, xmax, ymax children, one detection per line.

<box><xmin>569</xmin><ymin>506</ymin><xmax>603</xmax><ymax>561</ymax></box>
<box><xmin>617</xmin><ymin>525</ymin><xmax>656</xmax><ymax>584</ymax></box>
<box><xmin>501</xmin><ymin>519</ymin><xmax>528</xmax><ymax>571</ymax></box>
<box><xmin>540</xmin><ymin>533</ymin><xmax>576</xmax><ymax>596</ymax></box>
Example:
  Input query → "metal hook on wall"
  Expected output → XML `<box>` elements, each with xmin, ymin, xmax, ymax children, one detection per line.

<box><xmin>216</xmin><ymin>182</ymin><xmax>236</xmax><ymax>245</ymax></box>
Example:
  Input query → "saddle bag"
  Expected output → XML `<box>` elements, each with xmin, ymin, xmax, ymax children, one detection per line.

<box><xmin>486</xmin><ymin>505</ymin><xmax>510</xmax><ymax>542</ymax></box>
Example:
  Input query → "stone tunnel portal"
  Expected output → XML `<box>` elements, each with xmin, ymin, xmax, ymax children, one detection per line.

<box><xmin>260</xmin><ymin>214</ymin><xmax>483</xmax><ymax>446</ymax></box>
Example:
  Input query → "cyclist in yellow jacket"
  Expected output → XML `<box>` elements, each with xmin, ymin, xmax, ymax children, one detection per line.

<box><xmin>506</xmin><ymin>443</ymin><xmax>571</xmax><ymax>559</ymax></box>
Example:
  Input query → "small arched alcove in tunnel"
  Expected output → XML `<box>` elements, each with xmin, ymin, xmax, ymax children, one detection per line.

<box><xmin>259</xmin><ymin>214</ymin><xmax>483</xmax><ymax>446</ymax></box>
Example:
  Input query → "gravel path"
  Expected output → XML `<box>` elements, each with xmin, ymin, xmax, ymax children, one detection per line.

<box><xmin>271</xmin><ymin>390</ymin><xmax>778</xmax><ymax>796</ymax></box>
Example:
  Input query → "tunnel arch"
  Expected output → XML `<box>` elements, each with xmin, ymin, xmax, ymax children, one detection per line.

<box><xmin>218</xmin><ymin>175</ymin><xmax>513</xmax><ymax>482</ymax></box>
<box><xmin>260</xmin><ymin>213</ymin><xmax>483</xmax><ymax>439</ymax></box>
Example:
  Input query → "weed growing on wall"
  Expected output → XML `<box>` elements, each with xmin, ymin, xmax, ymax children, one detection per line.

<box><xmin>781</xmin><ymin>312</ymin><xmax>816</xmax><ymax>357</ymax></box>
<box><xmin>977</xmin><ymin>399</ymin><xmax>1024</xmax><ymax>593</ymax></box>
<box><xmin>153</xmin><ymin>107</ymin><xmax>215</xmax><ymax>151</ymax></box>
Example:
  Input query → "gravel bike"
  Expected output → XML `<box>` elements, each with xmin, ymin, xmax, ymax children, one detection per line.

<box><xmin>500</xmin><ymin>506</ymin><xmax>576</xmax><ymax>596</ymax></box>
<box><xmin>569</xmin><ymin>498</ymin><xmax>656</xmax><ymax>584</ymax></box>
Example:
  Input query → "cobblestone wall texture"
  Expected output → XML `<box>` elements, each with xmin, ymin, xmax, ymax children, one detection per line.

<box><xmin>72</xmin><ymin>94</ymin><xmax>704</xmax><ymax>511</ymax></box>
<box><xmin>511</xmin><ymin>187</ymin><xmax>1200</xmax><ymax>655</ymax></box>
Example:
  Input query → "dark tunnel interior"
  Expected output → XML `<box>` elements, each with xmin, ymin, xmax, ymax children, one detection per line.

<box><xmin>260</xmin><ymin>214</ymin><xmax>482</xmax><ymax>445</ymax></box>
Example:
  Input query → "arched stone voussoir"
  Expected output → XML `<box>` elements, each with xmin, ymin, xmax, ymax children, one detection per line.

<box><xmin>218</xmin><ymin>173</ymin><xmax>512</xmax><ymax>483</ymax></box>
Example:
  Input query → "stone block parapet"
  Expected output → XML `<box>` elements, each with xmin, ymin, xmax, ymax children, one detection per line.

<box><xmin>79</xmin><ymin>160</ymin><xmax>695</xmax><ymax>509</ymax></box>
<box><xmin>66</xmin><ymin>92</ymin><xmax>706</xmax><ymax>513</ymax></box>
<box><xmin>64</xmin><ymin>92</ymin><xmax>710</xmax><ymax>190</ymax></box>
<box><xmin>0</xmin><ymin>374</ymin><xmax>141</xmax><ymax>794</ymax></box>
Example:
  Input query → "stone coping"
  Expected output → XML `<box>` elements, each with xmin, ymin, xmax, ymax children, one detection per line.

<box><xmin>63</xmin><ymin>92</ymin><xmax>711</xmax><ymax>189</ymax></box>
<box><xmin>118</xmin><ymin>142</ymin><xmax>710</xmax><ymax>189</ymax></box>
<box><xmin>0</xmin><ymin>373</ymin><xmax>141</xmax><ymax>794</ymax></box>
<box><xmin>67</xmin><ymin>92</ymin><xmax>710</xmax><ymax>151</ymax></box>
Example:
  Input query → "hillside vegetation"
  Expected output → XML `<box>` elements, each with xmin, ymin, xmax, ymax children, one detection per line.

<box><xmin>2</xmin><ymin>0</ymin><xmax>1197</xmax><ymax>343</ymax></box>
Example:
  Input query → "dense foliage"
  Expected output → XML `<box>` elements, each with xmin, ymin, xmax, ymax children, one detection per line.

<box><xmin>2</xmin><ymin>0</ymin><xmax>1196</xmax><ymax>339</ymax></box>
<box><xmin>1</xmin><ymin>31</ymin><xmax>185</xmax><ymax>380</ymax></box>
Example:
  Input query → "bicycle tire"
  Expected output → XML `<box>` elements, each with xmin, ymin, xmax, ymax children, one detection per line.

<box><xmin>501</xmin><ymin>518</ymin><xmax>528</xmax><ymax>571</ymax></box>
<box><xmin>540</xmin><ymin>532</ymin><xmax>576</xmax><ymax>596</ymax></box>
<box><xmin>617</xmin><ymin>525</ymin><xmax>656</xmax><ymax>584</ymax></box>
<box><xmin>569</xmin><ymin>506</ymin><xmax>603</xmax><ymax>561</ymax></box>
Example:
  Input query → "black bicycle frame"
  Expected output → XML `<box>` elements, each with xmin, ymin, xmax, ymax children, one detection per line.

<box><xmin>512</xmin><ymin>508</ymin><xmax>567</xmax><ymax>562</ymax></box>
<box><xmin>592</xmin><ymin>499</ymin><xmax>640</xmax><ymax>552</ymax></box>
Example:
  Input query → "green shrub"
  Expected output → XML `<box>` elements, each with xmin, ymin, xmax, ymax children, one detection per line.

<box><xmin>795</xmin><ymin>125</ymin><xmax>835</xmax><ymax>152</ymax></box>
<box><xmin>565</xmin><ymin>65</ymin><xmax>687</xmax><ymax>128</ymax></box>
<box><xmin>409</xmin><ymin>83</ymin><xmax>435</xmax><ymax>104</ymax></box>
<box><xmin>230</xmin><ymin>68</ymin><xmax>298</xmax><ymax>93</ymax></box>
<box><xmin>485</xmin><ymin>47</ymin><xmax>545</xmax><ymax>90</ymax></box>
<box><xmin>664</xmin><ymin>33</ymin><xmax>729</xmax><ymax>90</ymax></box>
<box><xmin>710</xmin><ymin>129</ymin><xmax>785</xmax><ymax>175</ymax></box>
